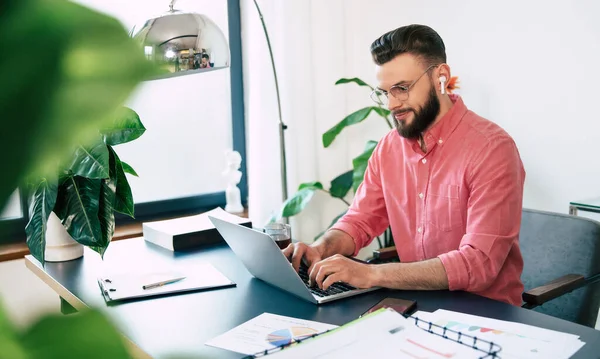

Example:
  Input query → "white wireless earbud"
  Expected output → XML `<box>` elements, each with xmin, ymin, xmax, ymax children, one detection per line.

<box><xmin>439</xmin><ymin>76</ymin><xmax>447</xmax><ymax>95</ymax></box>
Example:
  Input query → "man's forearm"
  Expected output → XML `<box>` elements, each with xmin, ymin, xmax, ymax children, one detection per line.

<box><xmin>371</xmin><ymin>258</ymin><xmax>449</xmax><ymax>290</ymax></box>
<box><xmin>311</xmin><ymin>229</ymin><xmax>356</xmax><ymax>258</ymax></box>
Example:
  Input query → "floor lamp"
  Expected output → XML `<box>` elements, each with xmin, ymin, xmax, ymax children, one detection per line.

<box><xmin>252</xmin><ymin>0</ymin><xmax>289</xmax><ymax>208</ymax></box>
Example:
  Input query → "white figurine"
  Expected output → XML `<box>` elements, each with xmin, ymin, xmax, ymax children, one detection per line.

<box><xmin>223</xmin><ymin>150</ymin><xmax>244</xmax><ymax>213</ymax></box>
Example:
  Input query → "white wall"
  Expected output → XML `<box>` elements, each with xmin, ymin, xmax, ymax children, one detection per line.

<box><xmin>242</xmin><ymin>0</ymin><xmax>600</xmax><ymax>245</ymax></box>
<box><xmin>342</xmin><ymin>0</ymin><xmax>600</xmax><ymax>218</ymax></box>
<box><xmin>74</xmin><ymin>0</ymin><xmax>234</xmax><ymax>204</ymax></box>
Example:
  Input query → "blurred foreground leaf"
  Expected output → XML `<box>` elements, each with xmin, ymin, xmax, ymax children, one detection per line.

<box><xmin>0</xmin><ymin>0</ymin><xmax>156</xmax><ymax>207</ymax></box>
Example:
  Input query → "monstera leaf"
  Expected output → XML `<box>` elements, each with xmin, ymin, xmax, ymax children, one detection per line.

<box><xmin>25</xmin><ymin>176</ymin><xmax>58</xmax><ymax>264</ymax></box>
<box><xmin>55</xmin><ymin>176</ymin><xmax>102</xmax><ymax>247</ymax></box>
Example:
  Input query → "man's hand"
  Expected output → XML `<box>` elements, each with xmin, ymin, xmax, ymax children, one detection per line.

<box><xmin>309</xmin><ymin>254</ymin><xmax>375</xmax><ymax>290</ymax></box>
<box><xmin>282</xmin><ymin>242</ymin><xmax>323</xmax><ymax>272</ymax></box>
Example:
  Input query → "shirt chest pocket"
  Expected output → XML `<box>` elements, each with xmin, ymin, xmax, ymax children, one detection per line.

<box><xmin>427</xmin><ymin>184</ymin><xmax>463</xmax><ymax>232</ymax></box>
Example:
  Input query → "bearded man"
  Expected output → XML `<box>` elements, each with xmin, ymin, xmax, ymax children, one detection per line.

<box><xmin>283</xmin><ymin>24</ymin><xmax>526</xmax><ymax>306</ymax></box>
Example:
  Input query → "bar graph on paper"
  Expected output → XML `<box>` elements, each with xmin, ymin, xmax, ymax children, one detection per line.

<box><xmin>430</xmin><ymin>310</ymin><xmax>585</xmax><ymax>359</ymax></box>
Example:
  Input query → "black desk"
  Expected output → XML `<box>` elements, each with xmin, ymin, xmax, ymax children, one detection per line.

<box><xmin>25</xmin><ymin>238</ymin><xmax>600</xmax><ymax>359</ymax></box>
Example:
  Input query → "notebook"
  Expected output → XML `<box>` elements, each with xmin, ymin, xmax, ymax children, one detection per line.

<box><xmin>97</xmin><ymin>262</ymin><xmax>235</xmax><ymax>303</ymax></box>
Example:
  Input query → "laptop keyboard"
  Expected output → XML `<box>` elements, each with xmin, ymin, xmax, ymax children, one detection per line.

<box><xmin>298</xmin><ymin>263</ymin><xmax>357</xmax><ymax>297</ymax></box>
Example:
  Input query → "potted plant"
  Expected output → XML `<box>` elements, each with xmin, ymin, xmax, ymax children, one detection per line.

<box><xmin>25</xmin><ymin>107</ymin><xmax>146</xmax><ymax>265</ymax></box>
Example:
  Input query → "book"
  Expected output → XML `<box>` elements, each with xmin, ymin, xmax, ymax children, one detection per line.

<box><xmin>142</xmin><ymin>207</ymin><xmax>252</xmax><ymax>251</ymax></box>
<box><xmin>97</xmin><ymin>262</ymin><xmax>236</xmax><ymax>304</ymax></box>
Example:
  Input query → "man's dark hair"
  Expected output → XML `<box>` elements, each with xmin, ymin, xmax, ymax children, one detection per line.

<box><xmin>202</xmin><ymin>53</ymin><xmax>210</xmax><ymax>59</ymax></box>
<box><xmin>370</xmin><ymin>24</ymin><xmax>446</xmax><ymax>67</ymax></box>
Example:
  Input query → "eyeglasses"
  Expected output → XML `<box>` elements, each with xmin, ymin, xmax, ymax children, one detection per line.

<box><xmin>370</xmin><ymin>64</ymin><xmax>439</xmax><ymax>106</ymax></box>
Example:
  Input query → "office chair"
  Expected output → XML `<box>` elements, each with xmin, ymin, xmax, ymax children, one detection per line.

<box><xmin>368</xmin><ymin>208</ymin><xmax>600</xmax><ymax>327</ymax></box>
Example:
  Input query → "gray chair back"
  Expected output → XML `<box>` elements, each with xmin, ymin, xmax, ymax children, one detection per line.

<box><xmin>520</xmin><ymin>208</ymin><xmax>600</xmax><ymax>327</ymax></box>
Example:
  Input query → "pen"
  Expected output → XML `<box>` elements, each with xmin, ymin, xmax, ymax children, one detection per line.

<box><xmin>142</xmin><ymin>276</ymin><xmax>186</xmax><ymax>290</ymax></box>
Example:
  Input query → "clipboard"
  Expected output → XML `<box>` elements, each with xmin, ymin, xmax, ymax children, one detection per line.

<box><xmin>97</xmin><ymin>262</ymin><xmax>236</xmax><ymax>303</ymax></box>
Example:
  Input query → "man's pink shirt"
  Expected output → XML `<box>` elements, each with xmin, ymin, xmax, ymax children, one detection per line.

<box><xmin>332</xmin><ymin>95</ymin><xmax>526</xmax><ymax>306</ymax></box>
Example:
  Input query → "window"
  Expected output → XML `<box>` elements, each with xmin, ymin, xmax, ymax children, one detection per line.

<box><xmin>0</xmin><ymin>189</ymin><xmax>27</xmax><ymax>245</ymax></box>
<box><xmin>0</xmin><ymin>190</ymin><xmax>22</xmax><ymax>220</ymax></box>
<box><xmin>111</xmin><ymin>0</ymin><xmax>248</xmax><ymax>223</ymax></box>
<box><xmin>0</xmin><ymin>0</ymin><xmax>247</xmax><ymax>244</ymax></box>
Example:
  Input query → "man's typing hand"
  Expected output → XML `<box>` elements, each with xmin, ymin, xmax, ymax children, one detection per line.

<box><xmin>282</xmin><ymin>242</ymin><xmax>323</xmax><ymax>273</ymax></box>
<box><xmin>309</xmin><ymin>254</ymin><xmax>376</xmax><ymax>290</ymax></box>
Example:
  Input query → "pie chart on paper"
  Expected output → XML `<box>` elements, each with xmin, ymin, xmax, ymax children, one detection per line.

<box><xmin>266</xmin><ymin>326</ymin><xmax>319</xmax><ymax>347</ymax></box>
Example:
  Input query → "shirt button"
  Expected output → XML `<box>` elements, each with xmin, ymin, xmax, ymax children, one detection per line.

<box><xmin>438</xmin><ymin>139</ymin><xmax>443</xmax><ymax>144</ymax></box>
<box><xmin>418</xmin><ymin>193</ymin><xmax>424</xmax><ymax>199</ymax></box>
<box><xmin>417</xmin><ymin>227</ymin><xmax>422</xmax><ymax>233</ymax></box>
<box><xmin>422</xmin><ymin>159</ymin><xmax>427</xmax><ymax>164</ymax></box>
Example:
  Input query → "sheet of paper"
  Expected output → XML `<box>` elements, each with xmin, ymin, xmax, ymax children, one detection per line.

<box><xmin>205</xmin><ymin>313</ymin><xmax>338</xmax><ymax>355</ymax></box>
<box><xmin>97</xmin><ymin>262</ymin><xmax>235</xmax><ymax>302</ymax></box>
<box><xmin>429</xmin><ymin>309</ymin><xmax>585</xmax><ymax>359</ymax></box>
<box><xmin>268</xmin><ymin>309</ymin><xmax>482</xmax><ymax>359</ymax></box>
<box><xmin>412</xmin><ymin>310</ymin><xmax>434</xmax><ymax>322</ymax></box>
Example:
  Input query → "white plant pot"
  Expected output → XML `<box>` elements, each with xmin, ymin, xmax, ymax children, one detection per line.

<box><xmin>45</xmin><ymin>212</ymin><xmax>84</xmax><ymax>262</ymax></box>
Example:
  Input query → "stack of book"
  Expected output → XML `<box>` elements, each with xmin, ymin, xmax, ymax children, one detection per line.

<box><xmin>142</xmin><ymin>207</ymin><xmax>251</xmax><ymax>251</ymax></box>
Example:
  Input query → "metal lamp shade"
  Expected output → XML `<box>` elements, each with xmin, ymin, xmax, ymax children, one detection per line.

<box><xmin>132</xmin><ymin>10</ymin><xmax>229</xmax><ymax>79</ymax></box>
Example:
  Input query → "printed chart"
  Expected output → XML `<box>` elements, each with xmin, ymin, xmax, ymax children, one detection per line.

<box><xmin>266</xmin><ymin>326</ymin><xmax>319</xmax><ymax>346</ymax></box>
<box><xmin>205</xmin><ymin>313</ymin><xmax>337</xmax><ymax>355</ymax></box>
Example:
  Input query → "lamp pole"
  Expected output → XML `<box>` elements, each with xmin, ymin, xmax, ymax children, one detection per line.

<box><xmin>252</xmin><ymin>0</ymin><xmax>289</xmax><ymax>209</ymax></box>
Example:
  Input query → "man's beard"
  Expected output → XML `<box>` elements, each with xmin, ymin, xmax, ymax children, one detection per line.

<box><xmin>392</xmin><ymin>86</ymin><xmax>440</xmax><ymax>139</ymax></box>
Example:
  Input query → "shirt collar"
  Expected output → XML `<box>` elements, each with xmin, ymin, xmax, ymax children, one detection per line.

<box><xmin>409</xmin><ymin>94</ymin><xmax>468</xmax><ymax>154</ymax></box>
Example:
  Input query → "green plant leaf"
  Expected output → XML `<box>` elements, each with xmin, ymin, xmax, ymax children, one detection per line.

<box><xmin>0</xmin><ymin>298</ymin><xmax>27</xmax><ymax>359</ymax></box>
<box><xmin>373</xmin><ymin>107</ymin><xmax>391</xmax><ymax>117</ymax></box>
<box><xmin>101</xmin><ymin>107</ymin><xmax>146</xmax><ymax>146</ymax></box>
<box><xmin>329</xmin><ymin>170</ymin><xmax>353</xmax><ymax>199</ymax></box>
<box><xmin>322</xmin><ymin>107</ymin><xmax>379</xmax><ymax>148</ymax></box>
<box><xmin>120</xmin><ymin>161</ymin><xmax>138</xmax><ymax>177</ymax></box>
<box><xmin>56</xmin><ymin>176</ymin><xmax>102</xmax><ymax>247</ymax></box>
<box><xmin>298</xmin><ymin>182</ymin><xmax>323</xmax><ymax>190</ymax></box>
<box><xmin>352</xmin><ymin>140</ymin><xmax>378</xmax><ymax>193</ymax></box>
<box><xmin>0</xmin><ymin>0</ymin><xmax>154</xmax><ymax>208</ymax></box>
<box><xmin>280</xmin><ymin>187</ymin><xmax>318</xmax><ymax>219</ymax></box>
<box><xmin>20</xmin><ymin>309</ymin><xmax>130</xmax><ymax>359</ymax></box>
<box><xmin>91</xmin><ymin>177</ymin><xmax>116</xmax><ymax>258</ymax></box>
<box><xmin>109</xmin><ymin>147</ymin><xmax>134</xmax><ymax>218</ymax></box>
<box><xmin>335</xmin><ymin>78</ymin><xmax>374</xmax><ymax>90</ymax></box>
<box><xmin>24</xmin><ymin>176</ymin><xmax>58</xmax><ymax>265</ymax></box>
<box><xmin>313</xmin><ymin>210</ymin><xmax>348</xmax><ymax>241</ymax></box>
<box><xmin>68</xmin><ymin>139</ymin><xmax>110</xmax><ymax>179</ymax></box>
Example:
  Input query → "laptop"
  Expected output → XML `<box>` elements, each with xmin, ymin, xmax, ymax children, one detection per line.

<box><xmin>209</xmin><ymin>216</ymin><xmax>380</xmax><ymax>304</ymax></box>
